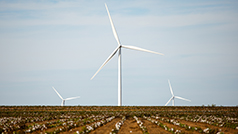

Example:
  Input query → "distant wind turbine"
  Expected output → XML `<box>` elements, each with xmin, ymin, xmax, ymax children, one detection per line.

<box><xmin>91</xmin><ymin>3</ymin><xmax>164</xmax><ymax>106</ymax></box>
<box><xmin>52</xmin><ymin>87</ymin><xmax>80</xmax><ymax>106</ymax></box>
<box><xmin>165</xmin><ymin>80</ymin><xmax>191</xmax><ymax>106</ymax></box>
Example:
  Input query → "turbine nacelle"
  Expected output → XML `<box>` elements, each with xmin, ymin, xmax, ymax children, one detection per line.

<box><xmin>91</xmin><ymin>3</ymin><xmax>164</xmax><ymax>106</ymax></box>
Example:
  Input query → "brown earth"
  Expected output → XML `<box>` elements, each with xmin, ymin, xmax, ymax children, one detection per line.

<box><xmin>118</xmin><ymin>117</ymin><xmax>142</xmax><ymax>134</ymax></box>
<box><xmin>25</xmin><ymin>119</ymin><xmax>59</xmax><ymax>126</ymax></box>
<box><xmin>1</xmin><ymin>106</ymin><xmax>238</xmax><ymax>134</ymax></box>
<box><xmin>61</xmin><ymin>125</ymin><xmax>84</xmax><ymax>134</ymax></box>
<box><xmin>60</xmin><ymin>119</ymin><xmax>110</xmax><ymax>134</ymax></box>
<box><xmin>175</xmin><ymin>118</ymin><xmax>238</xmax><ymax>134</ymax></box>
<box><xmin>36</xmin><ymin>118</ymin><xmax>99</xmax><ymax>134</ymax></box>
<box><xmin>139</xmin><ymin>117</ymin><xmax>170</xmax><ymax>134</ymax></box>
<box><xmin>153</xmin><ymin>117</ymin><xmax>199</xmax><ymax>134</ymax></box>
<box><xmin>89</xmin><ymin>118</ymin><xmax>121</xmax><ymax>134</ymax></box>
<box><xmin>27</xmin><ymin>117</ymin><xmax>238</xmax><ymax>134</ymax></box>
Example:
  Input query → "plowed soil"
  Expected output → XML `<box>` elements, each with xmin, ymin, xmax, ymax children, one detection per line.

<box><xmin>176</xmin><ymin>118</ymin><xmax>238</xmax><ymax>134</ymax></box>
<box><xmin>90</xmin><ymin>118</ymin><xmax>121</xmax><ymax>134</ymax></box>
<box><xmin>60</xmin><ymin>118</ymin><xmax>117</xmax><ymax>134</ymax></box>
<box><xmin>152</xmin><ymin>118</ymin><xmax>199</xmax><ymax>134</ymax></box>
<box><xmin>1</xmin><ymin>106</ymin><xmax>238</xmax><ymax>134</ymax></box>
<box><xmin>139</xmin><ymin>117</ymin><xmax>170</xmax><ymax>134</ymax></box>
<box><xmin>118</xmin><ymin>117</ymin><xmax>142</xmax><ymax>134</ymax></box>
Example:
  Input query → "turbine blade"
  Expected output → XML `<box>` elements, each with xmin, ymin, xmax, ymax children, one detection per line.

<box><xmin>52</xmin><ymin>87</ymin><xmax>63</xmax><ymax>100</ymax></box>
<box><xmin>165</xmin><ymin>97</ymin><xmax>173</xmax><ymax>106</ymax></box>
<box><xmin>168</xmin><ymin>79</ymin><xmax>174</xmax><ymax>96</ymax></box>
<box><xmin>65</xmin><ymin>96</ymin><xmax>80</xmax><ymax>101</ymax></box>
<box><xmin>105</xmin><ymin>3</ymin><xmax>121</xmax><ymax>46</ymax></box>
<box><xmin>91</xmin><ymin>46</ymin><xmax>120</xmax><ymax>80</ymax></box>
<box><xmin>122</xmin><ymin>45</ymin><xmax>164</xmax><ymax>55</ymax></box>
<box><xmin>175</xmin><ymin>96</ymin><xmax>191</xmax><ymax>102</ymax></box>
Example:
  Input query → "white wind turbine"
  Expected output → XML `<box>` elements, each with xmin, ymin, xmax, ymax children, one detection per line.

<box><xmin>52</xmin><ymin>87</ymin><xmax>80</xmax><ymax>106</ymax></box>
<box><xmin>165</xmin><ymin>80</ymin><xmax>191</xmax><ymax>106</ymax></box>
<box><xmin>91</xmin><ymin>3</ymin><xmax>164</xmax><ymax>106</ymax></box>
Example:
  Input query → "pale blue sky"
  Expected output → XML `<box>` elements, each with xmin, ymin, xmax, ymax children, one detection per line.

<box><xmin>0</xmin><ymin>0</ymin><xmax>237</xmax><ymax>106</ymax></box>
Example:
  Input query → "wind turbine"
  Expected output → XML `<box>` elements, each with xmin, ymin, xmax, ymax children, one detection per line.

<box><xmin>91</xmin><ymin>3</ymin><xmax>164</xmax><ymax>106</ymax></box>
<box><xmin>52</xmin><ymin>87</ymin><xmax>80</xmax><ymax>106</ymax></box>
<box><xmin>165</xmin><ymin>80</ymin><xmax>191</xmax><ymax>106</ymax></box>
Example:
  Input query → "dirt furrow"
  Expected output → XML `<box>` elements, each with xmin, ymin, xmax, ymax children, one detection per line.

<box><xmin>153</xmin><ymin>117</ymin><xmax>199</xmax><ymax>134</ymax></box>
<box><xmin>58</xmin><ymin>117</ymin><xmax>115</xmax><ymax>134</ymax></box>
<box><xmin>89</xmin><ymin>118</ymin><xmax>121</xmax><ymax>134</ymax></box>
<box><xmin>139</xmin><ymin>117</ymin><xmax>170</xmax><ymax>134</ymax></box>
<box><xmin>59</xmin><ymin>125</ymin><xmax>83</xmax><ymax>134</ymax></box>
<box><xmin>159</xmin><ymin>116</ymin><xmax>238</xmax><ymax>134</ymax></box>
<box><xmin>25</xmin><ymin>119</ymin><xmax>59</xmax><ymax>126</ymax></box>
<box><xmin>118</xmin><ymin>117</ymin><xmax>142</xmax><ymax>134</ymax></box>
<box><xmin>176</xmin><ymin>118</ymin><xmax>238</xmax><ymax>134</ymax></box>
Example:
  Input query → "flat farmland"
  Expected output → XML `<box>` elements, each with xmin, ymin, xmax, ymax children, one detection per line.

<box><xmin>0</xmin><ymin>106</ymin><xmax>237</xmax><ymax>134</ymax></box>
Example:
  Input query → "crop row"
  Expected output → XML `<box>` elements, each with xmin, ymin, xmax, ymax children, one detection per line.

<box><xmin>26</xmin><ymin>114</ymin><xmax>106</xmax><ymax>133</ymax></box>
<box><xmin>157</xmin><ymin>113</ymin><xmax>238</xmax><ymax>130</ymax></box>
<box><xmin>0</xmin><ymin>106</ymin><xmax>238</xmax><ymax>133</ymax></box>
<box><xmin>1</xmin><ymin>106</ymin><xmax>238</xmax><ymax>116</ymax></box>
<box><xmin>0</xmin><ymin>113</ymin><xmax>109</xmax><ymax>133</ymax></box>
<box><xmin>134</xmin><ymin>116</ymin><xmax>148</xmax><ymax>134</ymax></box>
<box><xmin>144</xmin><ymin>116</ymin><xmax>183</xmax><ymax>134</ymax></box>
<box><xmin>150</xmin><ymin>115</ymin><xmax>222</xmax><ymax>133</ymax></box>
<box><xmin>110</xmin><ymin>116</ymin><xmax>126</xmax><ymax>134</ymax></box>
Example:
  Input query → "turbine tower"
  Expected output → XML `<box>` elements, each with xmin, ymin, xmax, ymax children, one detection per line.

<box><xmin>91</xmin><ymin>3</ymin><xmax>164</xmax><ymax>106</ymax></box>
<box><xmin>52</xmin><ymin>87</ymin><xmax>80</xmax><ymax>106</ymax></box>
<box><xmin>165</xmin><ymin>80</ymin><xmax>191</xmax><ymax>106</ymax></box>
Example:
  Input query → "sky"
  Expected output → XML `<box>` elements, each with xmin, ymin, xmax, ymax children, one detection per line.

<box><xmin>0</xmin><ymin>0</ymin><xmax>237</xmax><ymax>106</ymax></box>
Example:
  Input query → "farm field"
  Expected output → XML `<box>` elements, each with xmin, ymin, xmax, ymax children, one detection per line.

<box><xmin>0</xmin><ymin>106</ymin><xmax>237</xmax><ymax>134</ymax></box>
